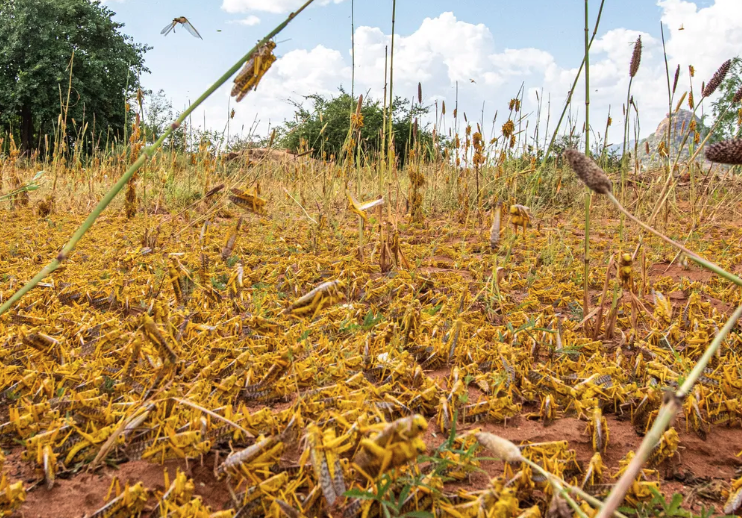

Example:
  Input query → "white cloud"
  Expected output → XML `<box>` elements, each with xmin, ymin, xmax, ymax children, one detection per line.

<box><xmin>222</xmin><ymin>0</ymin><xmax>345</xmax><ymax>15</ymax></box>
<box><xmin>201</xmin><ymin>2</ymin><xmax>742</xmax><ymax>147</ymax></box>
<box><xmin>229</xmin><ymin>15</ymin><xmax>261</xmax><ymax>26</ymax></box>
<box><xmin>660</xmin><ymin>0</ymin><xmax>742</xmax><ymax>83</ymax></box>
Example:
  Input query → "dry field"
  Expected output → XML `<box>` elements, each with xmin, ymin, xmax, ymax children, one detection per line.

<box><xmin>0</xmin><ymin>143</ymin><xmax>741</xmax><ymax>518</ymax></box>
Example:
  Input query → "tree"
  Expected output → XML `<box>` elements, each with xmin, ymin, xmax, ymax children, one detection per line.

<box><xmin>278</xmin><ymin>87</ymin><xmax>440</xmax><ymax>165</ymax></box>
<box><xmin>0</xmin><ymin>0</ymin><xmax>150</xmax><ymax>152</ymax></box>
<box><xmin>141</xmin><ymin>89</ymin><xmax>173</xmax><ymax>143</ymax></box>
<box><xmin>139</xmin><ymin>88</ymin><xmax>189</xmax><ymax>150</ymax></box>
<box><xmin>710</xmin><ymin>57</ymin><xmax>742</xmax><ymax>142</ymax></box>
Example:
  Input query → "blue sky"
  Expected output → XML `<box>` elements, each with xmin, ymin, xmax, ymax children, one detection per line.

<box><xmin>103</xmin><ymin>0</ymin><xmax>738</xmax><ymax>143</ymax></box>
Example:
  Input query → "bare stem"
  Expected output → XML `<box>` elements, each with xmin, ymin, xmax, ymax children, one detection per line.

<box><xmin>583</xmin><ymin>0</ymin><xmax>592</xmax><ymax>331</ymax></box>
<box><xmin>596</xmin><ymin>304</ymin><xmax>742</xmax><ymax>518</ymax></box>
<box><xmin>535</xmin><ymin>0</ymin><xmax>606</xmax><ymax>175</ymax></box>
<box><xmin>522</xmin><ymin>458</ymin><xmax>629</xmax><ymax>518</ymax></box>
<box><xmin>606</xmin><ymin>192</ymin><xmax>742</xmax><ymax>287</ymax></box>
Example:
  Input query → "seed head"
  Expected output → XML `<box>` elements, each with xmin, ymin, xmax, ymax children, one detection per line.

<box><xmin>629</xmin><ymin>36</ymin><xmax>642</xmax><ymax>78</ymax></box>
<box><xmin>705</xmin><ymin>139</ymin><xmax>742</xmax><ymax>165</ymax></box>
<box><xmin>672</xmin><ymin>64</ymin><xmax>680</xmax><ymax>95</ymax></box>
<box><xmin>475</xmin><ymin>432</ymin><xmax>522</xmax><ymax>462</ymax></box>
<box><xmin>417</xmin><ymin>82</ymin><xmax>422</xmax><ymax>104</ymax></box>
<box><xmin>703</xmin><ymin>59</ymin><xmax>732</xmax><ymax>98</ymax></box>
<box><xmin>733</xmin><ymin>86</ymin><xmax>742</xmax><ymax>104</ymax></box>
<box><xmin>564</xmin><ymin>149</ymin><xmax>613</xmax><ymax>195</ymax></box>
<box><xmin>674</xmin><ymin>92</ymin><xmax>687</xmax><ymax>113</ymax></box>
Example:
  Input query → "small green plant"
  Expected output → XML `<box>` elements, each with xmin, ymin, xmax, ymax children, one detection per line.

<box><xmin>211</xmin><ymin>274</ymin><xmax>228</xmax><ymax>291</ymax></box>
<box><xmin>340</xmin><ymin>311</ymin><xmax>384</xmax><ymax>333</ymax></box>
<box><xmin>362</xmin><ymin>311</ymin><xmax>384</xmax><ymax>330</ymax></box>
<box><xmin>618</xmin><ymin>488</ymin><xmax>721</xmax><ymax>518</ymax></box>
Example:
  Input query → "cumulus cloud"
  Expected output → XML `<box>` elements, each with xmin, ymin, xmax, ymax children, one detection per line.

<box><xmin>228</xmin><ymin>15</ymin><xmax>261</xmax><ymax>26</ymax></box>
<box><xmin>660</xmin><ymin>0</ymin><xmax>742</xmax><ymax>81</ymax></box>
<box><xmin>222</xmin><ymin>0</ymin><xmax>345</xmax><ymax>15</ymax></box>
<box><xmin>202</xmin><ymin>1</ymin><xmax>742</xmax><ymax>146</ymax></box>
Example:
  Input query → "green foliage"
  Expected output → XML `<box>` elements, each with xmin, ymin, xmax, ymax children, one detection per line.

<box><xmin>0</xmin><ymin>0</ymin><xmax>150</xmax><ymax>150</ymax></box>
<box><xmin>618</xmin><ymin>487</ymin><xmax>722</xmax><ymax>518</ymax></box>
<box><xmin>342</xmin><ymin>414</ymin><xmax>479</xmax><ymax>518</ymax></box>
<box><xmin>710</xmin><ymin>57</ymin><xmax>742</xmax><ymax>142</ymax></box>
<box><xmin>277</xmin><ymin>87</ymin><xmax>440</xmax><ymax>165</ymax></box>
<box><xmin>141</xmin><ymin>89</ymin><xmax>187</xmax><ymax>148</ymax></box>
<box><xmin>340</xmin><ymin>310</ymin><xmax>384</xmax><ymax>333</ymax></box>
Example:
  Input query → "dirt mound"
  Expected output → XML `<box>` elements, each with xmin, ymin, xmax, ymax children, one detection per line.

<box><xmin>224</xmin><ymin>148</ymin><xmax>317</xmax><ymax>165</ymax></box>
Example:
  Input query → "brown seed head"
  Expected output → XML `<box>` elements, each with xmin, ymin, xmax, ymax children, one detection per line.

<box><xmin>417</xmin><ymin>82</ymin><xmax>422</xmax><ymax>104</ymax></box>
<box><xmin>629</xmin><ymin>36</ymin><xmax>642</xmax><ymax>78</ymax></box>
<box><xmin>733</xmin><ymin>86</ymin><xmax>742</xmax><ymax>104</ymax></box>
<box><xmin>672</xmin><ymin>64</ymin><xmax>680</xmax><ymax>94</ymax></box>
<box><xmin>705</xmin><ymin>139</ymin><xmax>742</xmax><ymax>165</ymax></box>
<box><xmin>564</xmin><ymin>149</ymin><xmax>613</xmax><ymax>195</ymax></box>
<box><xmin>703</xmin><ymin>59</ymin><xmax>732</xmax><ymax>97</ymax></box>
<box><xmin>475</xmin><ymin>432</ymin><xmax>522</xmax><ymax>462</ymax></box>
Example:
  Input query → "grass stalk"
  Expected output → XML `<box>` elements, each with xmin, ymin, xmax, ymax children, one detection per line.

<box><xmin>381</xmin><ymin>45</ymin><xmax>388</xmax><ymax>194</ymax></box>
<box><xmin>534</xmin><ymin>0</ymin><xmax>606</xmax><ymax>178</ymax></box>
<box><xmin>583</xmin><ymin>0</ymin><xmax>591</xmax><ymax>329</ymax></box>
<box><xmin>596</xmin><ymin>303</ymin><xmax>742</xmax><ymax>518</ymax></box>
<box><xmin>620</xmin><ymin>81</ymin><xmax>632</xmax><ymax>242</ymax></box>
<box><xmin>660</xmin><ymin>25</ymin><xmax>673</xmax><ymax>168</ymax></box>
<box><xmin>522</xmin><ymin>458</ymin><xmax>629</xmax><ymax>518</ymax></box>
<box><xmin>0</xmin><ymin>0</ymin><xmax>316</xmax><ymax>318</ymax></box>
<box><xmin>387</xmin><ymin>0</ymin><xmax>397</xmax><ymax>175</ymax></box>
<box><xmin>606</xmin><ymin>191</ymin><xmax>742</xmax><ymax>286</ymax></box>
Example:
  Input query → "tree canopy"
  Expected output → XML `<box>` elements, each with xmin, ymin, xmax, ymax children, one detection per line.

<box><xmin>278</xmin><ymin>88</ymin><xmax>439</xmax><ymax>165</ymax></box>
<box><xmin>710</xmin><ymin>57</ymin><xmax>742</xmax><ymax>142</ymax></box>
<box><xmin>0</xmin><ymin>0</ymin><xmax>150</xmax><ymax>152</ymax></box>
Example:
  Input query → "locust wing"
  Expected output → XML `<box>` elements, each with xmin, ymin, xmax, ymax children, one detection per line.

<box><xmin>181</xmin><ymin>18</ymin><xmax>203</xmax><ymax>40</ymax></box>
<box><xmin>161</xmin><ymin>20</ymin><xmax>177</xmax><ymax>36</ymax></box>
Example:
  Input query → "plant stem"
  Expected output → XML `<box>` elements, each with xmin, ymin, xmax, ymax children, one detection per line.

<box><xmin>522</xmin><ymin>458</ymin><xmax>629</xmax><ymax>518</ymax></box>
<box><xmin>596</xmin><ymin>303</ymin><xmax>742</xmax><ymax>518</ymax></box>
<box><xmin>387</xmin><ymin>0</ymin><xmax>396</xmax><ymax>174</ymax></box>
<box><xmin>620</xmin><ymin>76</ymin><xmax>632</xmax><ymax>242</ymax></box>
<box><xmin>381</xmin><ymin>45</ymin><xmax>388</xmax><ymax>195</ymax></box>
<box><xmin>630</xmin><ymin>101</ymin><xmax>716</xmax><ymax>261</ymax></box>
<box><xmin>0</xmin><ymin>0</ymin><xmax>316</xmax><ymax>318</ymax></box>
<box><xmin>660</xmin><ymin>24</ymin><xmax>673</xmax><ymax>171</ymax></box>
<box><xmin>605</xmin><ymin>191</ymin><xmax>742</xmax><ymax>286</ymax></box>
<box><xmin>583</xmin><ymin>0</ymin><xmax>591</xmax><ymax>330</ymax></box>
<box><xmin>535</xmin><ymin>0</ymin><xmax>606</xmax><ymax>175</ymax></box>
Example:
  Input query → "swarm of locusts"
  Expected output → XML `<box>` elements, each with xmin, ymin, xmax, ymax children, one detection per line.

<box><xmin>0</xmin><ymin>144</ymin><xmax>742</xmax><ymax>517</ymax></box>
